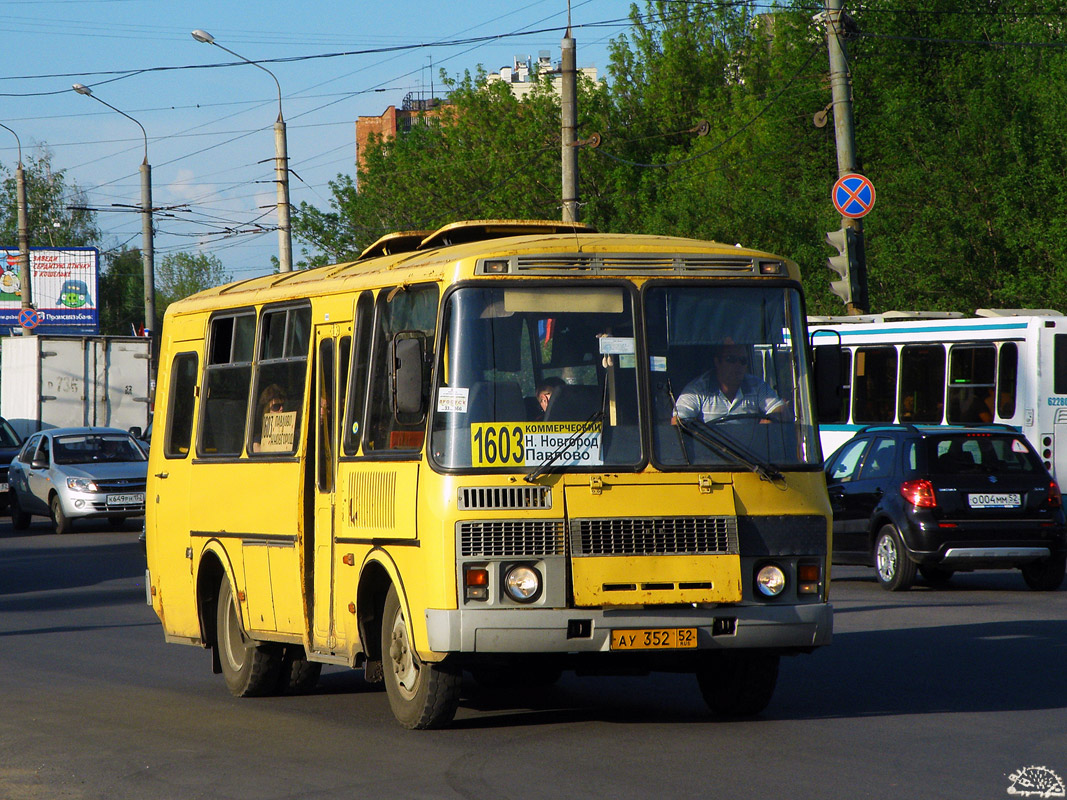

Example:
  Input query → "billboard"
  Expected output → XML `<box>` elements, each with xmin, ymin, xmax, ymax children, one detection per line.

<box><xmin>0</xmin><ymin>247</ymin><xmax>99</xmax><ymax>334</ymax></box>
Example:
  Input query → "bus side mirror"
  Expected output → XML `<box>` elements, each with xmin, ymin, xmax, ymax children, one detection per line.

<box><xmin>813</xmin><ymin>343</ymin><xmax>843</xmax><ymax>423</ymax></box>
<box><xmin>393</xmin><ymin>332</ymin><xmax>427</xmax><ymax>419</ymax></box>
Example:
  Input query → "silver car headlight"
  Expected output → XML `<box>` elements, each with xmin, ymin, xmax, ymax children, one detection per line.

<box><xmin>66</xmin><ymin>477</ymin><xmax>100</xmax><ymax>493</ymax></box>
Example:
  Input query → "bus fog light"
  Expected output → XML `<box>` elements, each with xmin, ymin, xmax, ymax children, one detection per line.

<box><xmin>756</xmin><ymin>565</ymin><xmax>786</xmax><ymax>597</ymax></box>
<box><xmin>503</xmin><ymin>565</ymin><xmax>542</xmax><ymax>603</ymax></box>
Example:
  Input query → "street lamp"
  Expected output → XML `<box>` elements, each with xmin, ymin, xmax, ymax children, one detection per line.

<box><xmin>0</xmin><ymin>122</ymin><xmax>33</xmax><ymax>333</ymax></box>
<box><xmin>72</xmin><ymin>83</ymin><xmax>156</xmax><ymax>337</ymax></box>
<box><xmin>192</xmin><ymin>29</ymin><xmax>293</xmax><ymax>272</ymax></box>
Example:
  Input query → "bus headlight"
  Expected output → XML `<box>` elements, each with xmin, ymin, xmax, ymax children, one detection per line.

<box><xmin>755</xmin><ymin>564</ymin><xmax>787</xmax><ymax>597</ymax></box>
<box><xmin>503</xmin><ymin>565</ymin><xmax>542</xmax><ymax>603</ymax></box>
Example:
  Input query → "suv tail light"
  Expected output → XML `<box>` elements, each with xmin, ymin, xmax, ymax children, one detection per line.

<box><xmin>901</xmin><ymin>479</ymin><xmax>937</xmax><ymax>509</ymax></box>
<box><xmin>1047</xmin><ymin>480</ymin><xmax>1062</xmax><ymax>509</ymax></box>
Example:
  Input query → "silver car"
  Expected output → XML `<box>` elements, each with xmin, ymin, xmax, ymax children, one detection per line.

<box><xmin>9</xmin><ymin>427</ymin><xmax>148</xmax><ymax>534</ymax></box>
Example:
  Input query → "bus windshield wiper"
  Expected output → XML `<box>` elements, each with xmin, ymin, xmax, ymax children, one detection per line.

<box><xmin>524</xmin><ymin>410</ymin><xmax>604</xmax><ymax>483</ymax></box>
<box><xmin>674</xmin><ymin>416</ymin><xmax>783</xmax><ymax>482</ymax></box>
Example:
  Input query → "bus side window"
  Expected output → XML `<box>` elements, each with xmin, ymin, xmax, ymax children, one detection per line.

<box><xmin>364</xmin><ymin>284</ymin><xmax>439</xmax><ymax>452</ymax></box>
<box><xmin>248</xmin><ymin>305</ymin><xmax>311</xmax><ymax>455</ymax></box>
<box><xmin>898</xmin><ymin>344</ymin><xmax>945</xmax><ymax>423</ymax></box>
<box><xmin>852</xmin><ymin>346</ymin><xmax>897</xmax><ymax>424</ymax></box>
<box><xmin>947</xmin><ymin>344</ymin><xmax>995</xmax><ymax>424</ymax></box>
<box><xmin>199</xmin><ymin>311</ymin><xmax>255</xmax><ymax>457</ymax></box>
<box><xmin>165</xmin><ymin>352</ymin><xmax>198</xmax><ymax>458</ymax></box>
<box><xmin>997</xmin><ymin>342</ymin><xmax>1018</xmax><ymax>419</ymax></box>
<box><xmin>343</xmin><ymin>291</ymin><xmax>374</xmax><ymax>456</ymax></box>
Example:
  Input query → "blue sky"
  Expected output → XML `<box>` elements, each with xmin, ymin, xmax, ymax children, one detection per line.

<box><xmin>0</xmin><ymin>0</ymin><xmax>635</xmax><ymax>279</ymax></box>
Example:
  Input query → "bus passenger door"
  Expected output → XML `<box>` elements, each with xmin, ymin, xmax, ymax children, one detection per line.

<box><xmin>310</xmin><ymin>326</ymin><xmax>343</xmax><ymax>652</ymax></box>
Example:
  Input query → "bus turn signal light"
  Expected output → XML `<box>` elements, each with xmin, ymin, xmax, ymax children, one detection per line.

<box><xmin>465</xmin><ymin>567</ymin><xmax>489</xmax><ymax>601</ymax></box>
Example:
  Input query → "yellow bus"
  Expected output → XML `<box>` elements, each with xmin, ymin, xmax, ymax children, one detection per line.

<box><xmin>146</xmin><ymin>220</ymin><xmax>834</xmax><ymax>728</ymax></box>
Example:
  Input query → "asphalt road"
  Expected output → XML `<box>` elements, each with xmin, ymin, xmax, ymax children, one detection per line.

<box><xmin>1</xmin><ymin>515</ymin><xmax>1065</xmax><ymax>800</ymax></box>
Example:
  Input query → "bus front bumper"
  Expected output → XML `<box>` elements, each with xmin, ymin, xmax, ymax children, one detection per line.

<box><xmin>424</xmin><ymin>602</ymin><xmax>832</xmax><ymax>654</ymax></box>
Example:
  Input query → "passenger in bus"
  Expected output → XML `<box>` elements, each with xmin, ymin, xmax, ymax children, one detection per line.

<box><xmin>673</xmin><ymin>341</ymin><xmax>785</xmax><ymax>423</ymax></box>
<box><xmin>251</xmin><ymin>383</ymin><xmax>287</xmax><ymax>453</ymax></box>
<box><xmin>535</xmin><ymin>377</ymin><xmax>566</xmax><ymax>420</ymax></box>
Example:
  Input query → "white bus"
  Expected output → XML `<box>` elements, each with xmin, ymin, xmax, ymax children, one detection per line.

<box><xmin>808</xmin><ymin>309</ymin><xmax>1067</xmax><ymax>480</ymax></box>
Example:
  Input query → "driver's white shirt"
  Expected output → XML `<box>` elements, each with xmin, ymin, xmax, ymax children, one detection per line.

<box><xmin>674</xmin><ymin>372</ymin><xmax>785</xmax><ymax>423</ymax></box>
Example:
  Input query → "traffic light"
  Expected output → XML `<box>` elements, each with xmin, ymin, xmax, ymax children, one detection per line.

<box><xmin>825</xmin><ymin>227</ymin><xmax>858</xmax><ymax>306</ymax></box>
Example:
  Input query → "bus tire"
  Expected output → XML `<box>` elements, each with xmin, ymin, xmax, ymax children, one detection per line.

<box><xmin>381</xmin><ymin>585</ymin><xmax>460</xmax><ymax>729</ymax></box>
<box><xmin>697</xmin><ymin>651</ymin><xmax>779</xmax><ymax>716</ymax></box>
<box><xmin>279</xmin><ymin>646</ymin><xmax>322</xmax><ymax>694</ymax></box>
<box><xmin>874</xmin><ymin>525</ymin><xmax>915</xmax><ymax>591</ymax></box>
<box><xmin>50</xmin><ymin>495</ymin><xmax>72</xmax><ymax>535</ymax></box>
<box><xmin>216</xmin><ymin>577</ymin><xmax>282</xmax><ymax>697</ymax></box>
<box><xmin>1021</xmin><ymin>555</ymin><xmax>1066</xmax><ymax>591</ymax></box>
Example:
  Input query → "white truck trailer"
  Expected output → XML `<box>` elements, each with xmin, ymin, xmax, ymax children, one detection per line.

<box><xmin>0</xmin><ymin>335</ymin><xmax>151</xmax><ymax>439</ymax></box>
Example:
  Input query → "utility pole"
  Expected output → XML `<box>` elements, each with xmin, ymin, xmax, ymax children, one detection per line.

<box><xmin>193</xmin><ymin>30</ymin><xmax>293</xmax><ymax>272</ymax></box>
<box><xmin>1</xmin><ymin>123</ymin><xmax>34</xmax><ymax>334</ymax></box>
<box><xmin>821</xmin><ymin>0</ymin><xmax>869</xmax><ymax>314</ymax></box>
<box><xmin>560</xmin><ymin>25</ymin><xmax>579</xmax><ymax>223</ymax></box>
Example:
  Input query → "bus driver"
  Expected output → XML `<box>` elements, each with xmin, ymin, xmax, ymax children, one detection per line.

<box><xmin>674</xmin><ymin>340</ymin><xmax>785</xmax><ymax>423</ymax></box>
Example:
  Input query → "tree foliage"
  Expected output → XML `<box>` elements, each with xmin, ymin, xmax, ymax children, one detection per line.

<box><xmin>156</xmin><ymin>251</ymin><xmax>231</xmax><ymax>311</ymax></box>
<box><xmin>0</xmin><ymin>147</ymin><xmax>99</xmax><ymax>248</ymax></box>
<box><xmin>292</xmin><ymin>1</ymin><xmax>1067</xmax><ymax>314</ymax></box>
<box><xmin>98</xmin><ymin>247</ymin><xmax>145</xmax><ymax>335</ymax></box>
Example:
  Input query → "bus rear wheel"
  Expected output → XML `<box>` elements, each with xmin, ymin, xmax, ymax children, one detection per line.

<box><xmin>381</xmin><ymin>585</ymin><xmax>460</xmax><ymax>729</ymax></box>
<box><xmin>697</xmin><ymin>651</ymin><xmax>779</xmax><ymax>716</ymax></box>
<box><xmin>216</xmin><ymin>577</ymin><xmax>282</xmax><ymax>697</ymax></box>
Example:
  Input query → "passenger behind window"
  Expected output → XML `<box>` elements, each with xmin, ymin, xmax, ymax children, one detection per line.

<box><xmin>252</xmin><ymin>383</ymin><xmax>287</xmax><ymax>453</ymax></box>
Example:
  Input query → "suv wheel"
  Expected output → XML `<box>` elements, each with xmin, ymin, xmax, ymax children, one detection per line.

<box><xmin>1020</xmin><ymin>555</ymin><xmax>1066</xmax><ymax>591</ymax></box>
<box><xmin>874</xmin><ymin>525</ymin><xmax>915</xmax><ymax>591</ymax></box>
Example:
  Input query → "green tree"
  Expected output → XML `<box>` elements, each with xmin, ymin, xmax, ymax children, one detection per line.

<box><xmin>98</xmin><ymin>247</ymin><xmax>145</xmax><ymax>335</ymax></box>
<box><xmin>0</xmin><ymin>146</ymin><xmax>99</xmax><ymax>247</ymax></box>
<box><xmin>155</xmin><ymin>251</ymin><xmax>231</xmax><ymax>313</ymax></box>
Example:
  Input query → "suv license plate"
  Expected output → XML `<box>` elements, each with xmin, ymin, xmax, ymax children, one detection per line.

<box><xmin>610</xmin><ymin>628</ymin><xmax>698</xmax><ymax>650</ymax></box>
<box><xmin>968</xmin><ymin>493</ymin><xmax>1021</xmax><ymax>509</ymax></box>
<box><xmin>107</xmin><ymin>493</ymin><xmax>145</xmax><ymax>506</ymax></box>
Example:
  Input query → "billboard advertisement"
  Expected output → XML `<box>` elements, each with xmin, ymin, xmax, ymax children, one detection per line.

<box><xmin>0</xmin><ymin>247</ymin><xmax>99</xmax><ymax>334</ymax></box>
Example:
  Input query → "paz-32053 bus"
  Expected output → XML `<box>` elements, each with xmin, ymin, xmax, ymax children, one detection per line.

<box><xmin>146</xmin><ymin>220</ymin><xmax>834</xmax><ymax>728</ymax></box>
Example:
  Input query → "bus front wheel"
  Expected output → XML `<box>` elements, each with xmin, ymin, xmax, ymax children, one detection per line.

<box><xmin>697</xmin><ymin>651</ymin><xmax>779</xmax><ymax>716</ymax></box>
<box><xmin>216</xmin><ymin>578</ymin><xmax>282</xmax><ymax>697</ymax></box>
<box><xmin>381</xmin><ymin>585</ymin><xmax>460</xmax><ymax>729</ymax></box>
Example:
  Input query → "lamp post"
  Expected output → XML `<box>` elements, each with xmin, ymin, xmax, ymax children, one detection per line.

<box><xmin>192</xmin><ymin>29</ymin><xmax>292</xmax><ymax>272</ymax></box>
<box><xmin>72</xmin><ymin>83</ymin><xmax>156</xmax><ymax>337</ymax></box>
<box><xmin>0</xmin><ymin>122</ymin><xmax>33</xmax><ymax>333</ymax></box>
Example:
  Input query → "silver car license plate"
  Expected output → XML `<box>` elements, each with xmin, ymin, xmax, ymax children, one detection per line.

<box><xmin>968</xmin><ymin>492</ymin><xmax>1021</xmax><ymax>509</ymax></box>
<box><xmin>107</xmin><ymin>493</ymin><xmax>145</xmax><ymax>506</ymax></box>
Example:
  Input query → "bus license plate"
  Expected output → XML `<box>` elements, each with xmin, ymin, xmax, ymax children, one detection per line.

<box><xmin>107</xmin><ymin>493</ymin><xmax>145</xmax><ymax>507</ymax></box>
<box><xmin>968</xmin><ymin>493</ymin><xmax>1020</xmax><ymax>509</ymax></box>
<box><xmin>610</xmin><ymin>628</ymin><xmax>698</xmax><ymax>650</ymax></box>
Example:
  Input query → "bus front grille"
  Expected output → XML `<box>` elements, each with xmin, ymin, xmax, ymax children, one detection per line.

<box><xmin>571</xmin><ymin>516</ymin><xmax>739</xmax><ymax>556</ymax></box>
<box><xmin>458</xmin><ymin>486</ymin><xmax>551</xmax><ymax>510</ymax></box>
<box><xmin>459</xmin><ymin>520</ymin><xmax>566</xmax><ymax>557</ymax></box>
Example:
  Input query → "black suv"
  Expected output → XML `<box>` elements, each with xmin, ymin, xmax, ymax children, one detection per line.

<box><xmin>825</xmin><ymin>425</ymin><xmax>1066</xmax><ymax>591</ymax></box>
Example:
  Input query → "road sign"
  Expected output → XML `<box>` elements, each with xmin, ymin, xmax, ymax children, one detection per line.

<box><xmin>18</xmin><ymin>307</ymin><xmax>40</xmax><ymax>330</ymax></box>
<box><xmin>832</xmin><ymin>173</ymin><xmax>876</xmax><ymax>219</ymax></box>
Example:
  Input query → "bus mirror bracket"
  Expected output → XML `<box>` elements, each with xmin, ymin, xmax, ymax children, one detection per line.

<box><xmin>393</xmin><ymin>331</ymin><xmax>428</xmax><ymax>419</ymax></box>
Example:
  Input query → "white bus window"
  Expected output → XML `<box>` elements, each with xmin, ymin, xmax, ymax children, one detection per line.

<box><xmin>852</xmin><ymin>346</ymin><xmax>897</xmax><ymax>424</ymax></box>
<box><xmin>899</xmin><ymin>344</ymin><xmax>945</xmax><ymax>423</ymax></box>
<box><xmin>1054</xmin><ymin>335</ymin><xmax>1067</xmax><ymax>395</ymax></box>
<box><xmin>947</xmin><ymin>344</ymin><xmax>995</xmax><ymax>424</ymax></box>
<box><xmin>997</xmin><ymin>342</ymin><xmax>1018</xmax><ymax>419</ymax></box>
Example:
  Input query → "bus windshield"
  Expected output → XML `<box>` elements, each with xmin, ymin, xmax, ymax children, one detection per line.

<box><xmin>649</xmin><ymin>284</ymin><xmax>820</xmax><ymax>469</ymax></box>
<box><xmin>430</xmin><ymin>282</ymin><xmax>820</xmax><ymax>471</ymax></box>
<box><xmin>431</xmin><ymin>284</ymin><xmax>640</xmax><ymax>470</ymax></box>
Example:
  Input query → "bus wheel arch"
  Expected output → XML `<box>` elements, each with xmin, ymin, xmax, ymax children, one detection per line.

<box><xmin>356</xmin><ymin>560</ymin><xmax>392</xmax><ymax>683</ymax></box>
<box><xmin>195</xmin><ymin>551</ymin><xmax>225</xmax><ymax>673</ymax></box>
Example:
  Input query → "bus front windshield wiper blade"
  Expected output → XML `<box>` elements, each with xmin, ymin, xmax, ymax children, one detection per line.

<box><xmin>674</xmin><ymin>416</ymin><xmax>783</xmax><ymax>482</ymax></box>
<box><xmin>524</xmin><ymin>410</ymin><xmax>604</xmax><ymax>484</ymax></box>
